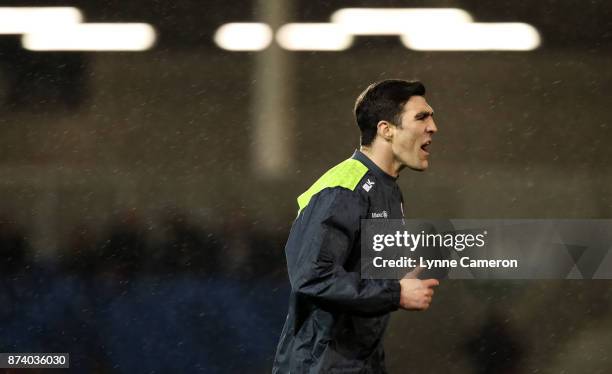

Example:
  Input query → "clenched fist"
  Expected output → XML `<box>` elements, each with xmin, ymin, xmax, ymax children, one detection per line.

<box><xmin>398</xmin><ymin>266</ymin><xmax>439</xmax><ymax>311</ymax></box>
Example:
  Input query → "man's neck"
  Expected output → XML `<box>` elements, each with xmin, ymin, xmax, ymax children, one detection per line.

<box><xmin>359</xmin><ymin>146</ymin><xmax>402</xmax><ymax>178</ymax></box>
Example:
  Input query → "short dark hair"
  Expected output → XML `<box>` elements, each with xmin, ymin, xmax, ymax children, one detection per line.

<box><xmin>354</xmin><ymin>79</ymin><xmax>426</xmax><ymax>146</ymax></box>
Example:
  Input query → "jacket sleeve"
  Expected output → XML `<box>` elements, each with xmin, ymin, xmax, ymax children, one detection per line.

<box><xmin>285</xmin><ymin>187</ymin><xmax>401</xmax><ymax>316</ymax></box>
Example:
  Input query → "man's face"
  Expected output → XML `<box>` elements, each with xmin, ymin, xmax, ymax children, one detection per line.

<box><xmin>390</xmin><ymin>95</ymin><xmax>437</xmax><ymax>171</ymax></box>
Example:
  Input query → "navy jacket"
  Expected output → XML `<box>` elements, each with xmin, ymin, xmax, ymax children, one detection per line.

<box><xmin>273</xmin><ymin>150</ymin><xmax>404</xmax><ymax>374</ymax></box>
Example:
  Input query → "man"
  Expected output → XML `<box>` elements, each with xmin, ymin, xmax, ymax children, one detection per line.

<box><xmin>273</xmin><ymin>80</ymin><xmax>439</xmax><ymax>373</ymax></box>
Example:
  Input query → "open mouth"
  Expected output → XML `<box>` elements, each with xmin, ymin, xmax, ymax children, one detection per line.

<box><xmin>420</xmin><ymin>140</ymin><xmax>432</xmax><ymax>154</ymax></box>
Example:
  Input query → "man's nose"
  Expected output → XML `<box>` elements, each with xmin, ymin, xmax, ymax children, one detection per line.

<box><xmin>427</xmin><ymin>119</ymin><xmax>438</xmax><ymax>134</ymax></box>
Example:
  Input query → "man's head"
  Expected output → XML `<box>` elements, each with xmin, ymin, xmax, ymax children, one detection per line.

<box><xmin>354</xmin><ymin>79</ymin><xmax>437</xmax><ymax>171</ymax></box>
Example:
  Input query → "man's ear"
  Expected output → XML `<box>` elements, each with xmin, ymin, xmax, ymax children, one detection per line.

<box><xmin>377</xmin><ymin>121</ymin><xmax>393</xmax><ymax>141</ymax></box>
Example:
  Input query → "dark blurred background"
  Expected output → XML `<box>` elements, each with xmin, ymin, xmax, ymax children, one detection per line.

<box><xmin>0</xmin><ymin>0</ymin><xmax>611</xmax><ymax>373</ymax></box>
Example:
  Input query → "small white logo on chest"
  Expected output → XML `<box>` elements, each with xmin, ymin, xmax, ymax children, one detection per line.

<box><xmin>371</xmin><ymin>211</ymin><xmax>388</xmax><ymax>218</ymax></box>
<box><xmin>362</xmin><ymin>178</ymin><xmax>375</xmax><ymax>192</ymax></box>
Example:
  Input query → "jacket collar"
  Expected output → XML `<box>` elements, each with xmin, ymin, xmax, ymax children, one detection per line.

<box><xmin>351</xmin><ymin>150</ymin><xmax>398</xmax><ymax>185</ymax></box>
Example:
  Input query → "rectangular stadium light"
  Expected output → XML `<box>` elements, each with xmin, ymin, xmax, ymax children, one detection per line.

<box><xmin>331</xmin><ymin>8</ymin><xmax>473</xmax><ymax>35</ymax></box>
<box><xmin>214</xmin><ymin>23</ymin><xmax>273</xmax><ymax>51</ymax></box>
<box><xmin>276</xmin><ymin>23</ymin><xmax>352</xmax><ymax>51</ymax></box>
<box><xmin>0</xmin><ymin>7</ymin><xmax>82</xmax><ymax>34</ymax></box>
<box><xmin>22</xmin><ymin>23</ymin><xmax>156</xmax><ymax>51</ymax></box>
<box><xmin>401</xmin><ymin>23</ymin><xmax>541</xmax><ymax>51</ymax></box>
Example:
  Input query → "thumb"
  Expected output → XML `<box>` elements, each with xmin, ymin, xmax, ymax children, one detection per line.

<box><xmin>422</xmin><ymin>278</ymin><xmax>440</xmax><ymax>288</ymax></box>
<box><xmin>403</xmin><ymin>265</ymin><xmax>424</xmax><ymax>279</ymax></box>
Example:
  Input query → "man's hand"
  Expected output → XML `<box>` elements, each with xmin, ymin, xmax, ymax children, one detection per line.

<box><xmin>398</xmin><ymin>266</ymin><xmax>439</xmax><ymax>311</ymax></box>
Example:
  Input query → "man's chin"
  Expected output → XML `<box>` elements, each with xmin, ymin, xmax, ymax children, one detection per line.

<box><xmin>407</xmin><ymin>161</ymin><xmax>428</xmax><ymax>172</ymax></box>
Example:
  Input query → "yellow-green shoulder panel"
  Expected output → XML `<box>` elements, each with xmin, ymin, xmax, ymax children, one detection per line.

<box><xmin>297</xmin><ymin>159</ymin><xmax>367</xmax><ymax>215</ymax></box>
